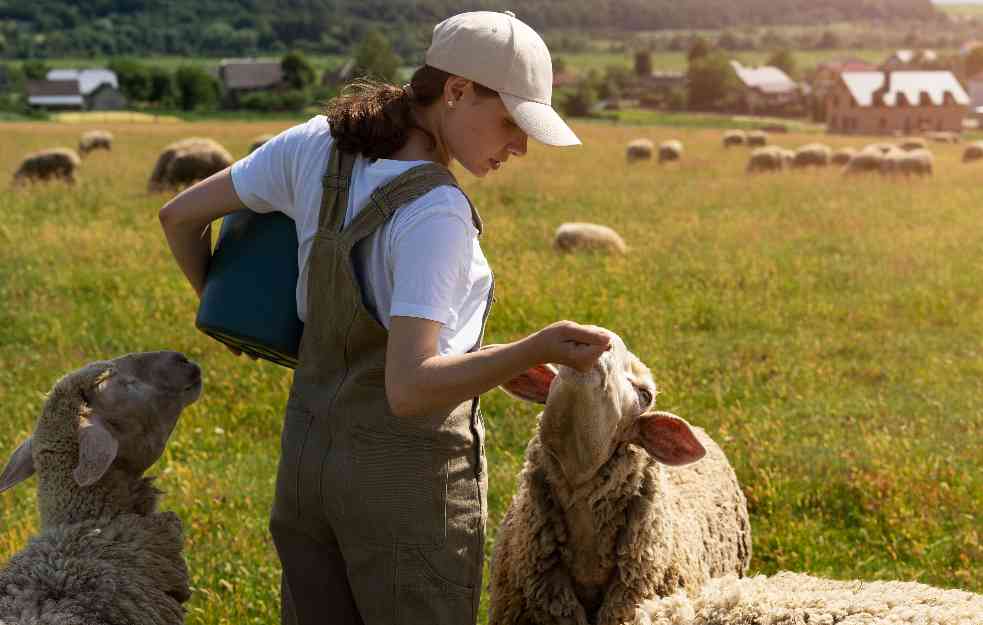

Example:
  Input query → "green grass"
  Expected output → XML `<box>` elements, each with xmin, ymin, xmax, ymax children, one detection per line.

<box><xmin>0</xmin><ymin>119</ymin><xmax>981</xmax><ymax>623</ymax></box>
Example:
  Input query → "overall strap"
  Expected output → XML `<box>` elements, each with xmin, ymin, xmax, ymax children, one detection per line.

<box><xmin>318</xmin><ymin>145</ymin><xmax>358</xmax><ymax>233</ymax></box>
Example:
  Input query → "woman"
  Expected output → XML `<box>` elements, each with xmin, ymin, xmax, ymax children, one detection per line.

<box><xmin>159</xmin><ymin>11</ymin><xmax>610</xmax><ymax>625</ymax></box>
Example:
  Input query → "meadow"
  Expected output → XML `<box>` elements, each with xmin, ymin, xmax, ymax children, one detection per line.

<box><xmin>0</xmin><ymin>119</ymin><xmax>981</xmax><ymax>623</ymax></box>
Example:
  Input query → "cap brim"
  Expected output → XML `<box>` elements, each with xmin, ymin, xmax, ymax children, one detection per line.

<box><xmin>500</xmin><ymin>93</ymin><xmax>581</xmax><ymax>147</ymax></box>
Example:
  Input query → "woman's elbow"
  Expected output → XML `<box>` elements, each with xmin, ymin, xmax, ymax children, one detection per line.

<box><xmin>158</xmin><ymin>198</ymin><xmax>181</xmax><ymax>230</ymax></box>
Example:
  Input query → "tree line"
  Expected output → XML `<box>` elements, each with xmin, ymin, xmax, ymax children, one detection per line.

<box><xmin>0</xmin><ymin>0</ymin><xmax>941</xmax><ymax>60</ymax></box>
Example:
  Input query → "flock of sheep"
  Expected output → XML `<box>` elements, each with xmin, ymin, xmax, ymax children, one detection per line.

<box><xmin>3</xmin><ymin>337</ymin><xmax>981</xmax><ymax>624</ymax></box>
<box><xmin>11</xmin><ymin>131</ymin><xmax>275</xmax><ymax>191</ymax></box>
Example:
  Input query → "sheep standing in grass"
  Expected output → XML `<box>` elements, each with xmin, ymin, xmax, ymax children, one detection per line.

<box><xmin>148</xmin><ymin>137</ymin><xmax>234</xmax><ymax>192</ymax></box>
<box><xmin>658</xmin><ymin>140</ymin><xmax>682</xmax><ymax>163</ymax></box>
<box><xmin>746</xmin><ymin>146</ymin><xmax>785</xmax><ymax>173</ymax></box>
<box><xmin>79</xmin><ymin>130</ymin><xmax>113</xmax><ymax>156</ymax></box>
<box><xmin>12</xmin><ymin>148</ymin><xmax>81</xmax><ymax>186</ymax></box>
<box><xmin>831</xmin><ymin>147</ymin><xmax>855</xmax><ymax>166</ymax></box>
<box><xmin>843</xmin><ymin>149</ymin><xmax>890</xmax><ymax>175</ymax></box>
<box><xmin>746</xmin><ymin>130</ymin><xmax>767</xmax><ymax>147</ymax></box>
<box><xmin>722</xmin><ymin>130</ymin><xmax>746</xmax><ymax>148</ymax></box>
<box><xmin>791</xmin><ymin>143</ymin><xmax>832</xmax><ymax>168</ymax></box>
<box><xmin>0</xmin><ymin>351</ymin><xmax>203</xmax><ymax>625</ymax></box>
<box><xmin>962</xmin><ymin>142</ymin><xmax>983</xmax><ymax>163</ymax></box>
<box><xmin>898</xmin><ymin>137</ymin><xmax>927</xmax><ymax>151</ymax></box>
<box><xmin>489</xmin><ymin>331</ymin><xmax>751</xmax><ymax>625</ymax></box>
<box><xmin>926</xmin><ymin>130</ymin><xmax>959</xmax><ymax>144</ymax></box>
<box><xmin>881</xmin><ymin>148</ymin><xmax>933</xmax><ymax>176</ymax></box>
<box><xmin>554</xmin><ymin>223</ymin><xmax>627</xmax><ymax>254</ymax></box>
<box><xmin>626</xmin><ymin>139</ymin><xmax>654</xmax><ymax>163</ymax></box>
<box><xmin>636</xmin><ymin>572</ymin><xmax>983</xmax><ymax>625</ymax></box>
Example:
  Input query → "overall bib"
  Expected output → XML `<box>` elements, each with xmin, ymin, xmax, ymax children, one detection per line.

<box><xmin>269</xmin><ymin>145</ymin><xmax>494</xmax><ymax>625</ymax></box>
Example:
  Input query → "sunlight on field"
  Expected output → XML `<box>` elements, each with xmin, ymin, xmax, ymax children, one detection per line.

<box><xmin>51</xmin><ymin>111</ymin><xmax>183</xmax><ymax>123</ymax></box>
<box><xmin>0</xmin><ymin>117</ymin><xmax>980</xmax><ymax>624</ymax></box>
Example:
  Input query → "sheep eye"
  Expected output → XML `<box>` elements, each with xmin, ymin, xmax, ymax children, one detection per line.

<box><xmin>637</xmin><ymin>387</ymin><xmax>653</xmax><ymax>407</ymax></box>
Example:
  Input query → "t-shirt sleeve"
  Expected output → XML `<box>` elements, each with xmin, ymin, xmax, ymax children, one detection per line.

<box><xmin>389</xmin><ymin>193</ymin><xmax>474</xmax><ymax>325</ymax></box>
<box><xmin>229</xmin><ymin>123</ymin><xmax>304</xmax><ymax>214</ymax></box>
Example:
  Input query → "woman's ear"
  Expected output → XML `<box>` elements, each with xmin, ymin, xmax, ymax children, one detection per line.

<box><xmin>443</xmin><ymin>75</ymin><xmax>470</xmax><ymax>106</ymax></box>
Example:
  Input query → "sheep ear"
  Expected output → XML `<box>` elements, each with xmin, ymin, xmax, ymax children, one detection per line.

<box><xmin>500</xmin><ymin>364</ymin><xmax>557</xmax><ymax>404</ymax></box>
<box><xmin>0</xmin><ymin>438</ymin><xmax>35</xmax><ymax>493</ymax></box>
<box><xmin>74</xmin><ymin>419</ymin><xmax>118</xmax><ymax>487</ymax></box>
<box><xmin>632</xmin><ymin>411</ymin><xmax>706</xmax><ymax>466</ymax></box>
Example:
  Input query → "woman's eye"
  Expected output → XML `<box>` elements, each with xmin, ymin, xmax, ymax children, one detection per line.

<box><xmin>637</xmin><ymin>387</ymin><xmax>653</xmax><ymax>407</ymax></box>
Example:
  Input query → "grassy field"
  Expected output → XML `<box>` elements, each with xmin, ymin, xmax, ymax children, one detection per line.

<box><xmin>0</xmin><ymin>119</ymin><xmax>981</xmax><ymax>623</ymax></box>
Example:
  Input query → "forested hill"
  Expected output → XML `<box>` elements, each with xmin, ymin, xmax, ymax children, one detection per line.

<box><xmin>0</xmin><ymin>0</ymin><xmax>941</xmax><ymax>59</ymax></box>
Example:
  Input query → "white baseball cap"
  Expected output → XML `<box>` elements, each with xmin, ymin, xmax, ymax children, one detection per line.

<box><xmin>425</xmin><ymin>10</ymin><xmax>581</xmax><ymax>147</ymax></box>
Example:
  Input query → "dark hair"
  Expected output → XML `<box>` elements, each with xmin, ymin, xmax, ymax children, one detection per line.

<box><xmin>324</xmin><ymin>65</ymin><xmax>498</xmax><ymax>161</ymax></box>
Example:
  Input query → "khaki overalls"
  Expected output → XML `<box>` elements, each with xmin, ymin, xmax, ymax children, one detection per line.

<box><xmin>269</xmin><ymin>145</ymin><xmax>493</xmax><ymax>625</ymax></box>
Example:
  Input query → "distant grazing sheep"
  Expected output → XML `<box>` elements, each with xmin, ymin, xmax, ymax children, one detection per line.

<box><xmin>489</xmin><ymin>330</ymin><xmax>750</xmax><ymax>625</ymax></box>
<box><xmin>79</xmin><ymin>130</ymin><xmax>113</xmax><ymax>156</ymax></box>
<box><xmin>863</xmin><ymin>142</ymin><xmax>897</xmax><ymax>155</ymax></box>
<box><xmin>12</xmin><ymin>148</ymin><xmax>81</xmax><ymax>186</ymax></box>
<box><xmin>248</xmin><ymin>133</ymin><xmax>276</xmax><ymax>154</ymax></box>
<box><xmin>722</xmin><ymin>130</ymin><xmax>746</xmax><ymax>148</ymax></box>
<box><xmin>746</xmin><ymin>146</ymin><xmax>785</xmax><ymax>173</ymax></box>
<box><xmin>831</xmin><ymin>147</ymin><xmax>855</xmax><ymax>165</ymax></box>
<box><xmin>635</xmin><ymin>572</ymin><xmax>983</xmax><ymax>625</ymax></box>
<box><xmin>554</xmin><ymin>222</ymin><xmax>627</xmax><ymax>254</ymax></box>
<box><xmin>779</xmin><ymin>149</ymin><xmax>795</xmax><ymax>168</ymax></box>
<box><xmin>746</xmin><ymin>130</ymin><xmax>767</xmax><ymax>147</ymax></box>
<box><xmin>626</xmin><ymin>139</ymin><xmax>654</xmax><ymax>163</ymax></box>
<box><xmin>898</xmin><ymin>137</ymin><xmax>927</xmax><ymax>151</ymax></box>
<box><xmin>792</xmin><ymin>143</ymin><xmax>832</xmax><ymax>168</ymax></box>
<box><xmin>926</xmin><ymin>130</ymin><xmax>960</xmax><ymax>144</ymax></box>
<box><xmin>962</xmin><ymin>142</ymin><xmax>983</xmax><ymax>163</ymax></box>
<box><xmin>881</xmin><ymin>148</ymin><xmax>933</xmax><ymax>176</ymax></box>
<box><xmin>0</xmin><ymin>351</ymin><xmax>203</xmax><ymax>625</ymax></box>
<box><xmin>148</xmin><ymin>137</ymin><xmax>234</xmax><ymax>192</ymax></box>
<box><xmin>658</xmin><ymin>139</ymin><xmax>683</xmax><ymax>163</ymax></box>
<box><xmin>843</xmin><ymin>149</ymin><xmax>889</xmax><ymax>175</ymax></box>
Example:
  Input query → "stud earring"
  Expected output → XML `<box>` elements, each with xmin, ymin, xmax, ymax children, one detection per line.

<box><xmin>447</xmin><ymin>100</ymin><xmax>454</xmax><ymax>108</ymax></box>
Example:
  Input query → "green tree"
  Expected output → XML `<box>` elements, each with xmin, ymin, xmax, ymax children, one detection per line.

<box><xmin>766</xmin><ymin>49</ymin><xmax>798</xmax><ymax>81</ymax></box>
<box><xmin>687</xmin><ymin>51</ymin><xmax>737</xmax><ymax>110</ymax></box>
<box><xmin>148</xmin><ymin>66</ymin><xmax>174</xmax><ymax>105</ymax></box>
<box><xmin>22</xmin><ymin>60</ymin><xmax>50</xmax><ymax>80</ymax></box>
<box><xmin>109</xmin><ymin>58</ymin><xmax>152</xmax><ymax>102</ymax></box>
<box><xmin>634</xmin><ymin>50</ymin><xmax>652</xmax><ymax>76</ymax></box>
<box><xmin>354</xmin><ymin>29</ymin><xmax>400</xmax><ymax>83</ymax></box>
<box><xmin>174</xmin><ymin>65</ymin><xmax>219</xmax><ymax>111</ymax></box>
<box><xmin>281</xmin><ymin>50</ymin><xmax>315</xmax><ymax>90</ymax></box>
<box><xmin>561</xmin><ymin>79</ymin><xmax>598</xmax><ymax>118</ymax></box>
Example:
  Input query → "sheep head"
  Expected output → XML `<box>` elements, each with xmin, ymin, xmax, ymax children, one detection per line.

<box><xmin>501</xmin><ymin>332</ymin><xmax>705</xmax><ymax>489</ymax></box>
<box><xmin>0</xmin><ymin>351</ymin><xmax>202</xmax><ymax>492</ymax></box>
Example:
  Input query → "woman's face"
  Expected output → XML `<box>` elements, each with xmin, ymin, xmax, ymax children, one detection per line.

<box><xmin>441</xmin><ymin>79</ymin><xmax>529</xmax><ymax>177</ymax></box>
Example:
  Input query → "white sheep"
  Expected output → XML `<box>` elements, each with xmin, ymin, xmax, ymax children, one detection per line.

<box><xmin>79</xmin><ymin>130</ymin><xmax>113</xmax><ymax>156</ymax></box>
<box><xmin>636</xmin><ymin>572</ymin><xmax>983</xmax><ymax>625</ymax></box>
<box><xmin>831</xmin><ymin>147</ymin><xmax>855</xmax><ymax>166</ymax></box>
<box><xmin>12</xmin><ymin>148</ymin><xmax>81</xmax><ymax>186</ymax></box>
<box><xmin>746</xmin><ymin>130</ymin><xmax>767</xmax><ymax>147</ymax></box>
<box><xmin>489</xmin><ymin>330</ymin><xmax>751</xmax><ymax>625</ymax></box>
<box><xmin>0</xmin><ymin>351</ymin><xmax>203</xmax><ymax>625</ymax></box>
<box><xmin>791</xmin><ymin>143</ymin><xmax>832</xmax><ymax>168</ymax></box>
<box><xmin>746</xmin><ymin>146</ymin><xmax>786</xmax><ymax>173</ymax></box>
<box><xmin>722</xmin><ymin>130</ymin><xmax>746</xmax><ymax>148</ymax></box>
<box><xmin>881</xmin><ymin>148</ymin><xmax>933</xmax><ymax>176</ymax></box>
<box><xmin>148</xmin><ymin>137</ymin><xmax>234</xmax><ymax>192</ymax></box>
<box><xmin>658</xmin><ymin>140</ymin><xmax>683</xmax><ymax>163</ymax></box>
<box><xmin>961</xmin><ymin>142</ymin><xmax>983</xmax><ymax>163</ymax></box>
<box><xmin>554</xmin><ymin>222</ymin><xmax>628</xmax><ymax>254</ymax></box>
<box><xmin>626</xmin><ymin>139</ymin><xmax>655</xmax><ymax>163</ymax></box>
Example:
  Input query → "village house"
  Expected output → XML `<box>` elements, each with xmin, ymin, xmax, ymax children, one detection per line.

<box><xmin>26</xmin><ymin>80</ymin><xmax>84</xmax><ymax>110</ymax></box>
<box><xmin>729</xmin><ymin>60</ymin><xmax>801</xmax><ymax>114</ymax></box>
<box><xmin>825</xmin><ymin>70</ymin><xmax>969</xmax><ymax>135</ymax></box>
<box><xmin>218</xmin><ymin>58</ymin><xmax>283</xmax><ymax>106</ymax></box>
<box><xmin>46</xmin><ymin>68</ymin><xmax>126</xmax><ymax>110</ymax></box>
<box><xmin>810</xmin><ymin>58</ymin><xmax>876</xmax><ymax>120</ymax></box>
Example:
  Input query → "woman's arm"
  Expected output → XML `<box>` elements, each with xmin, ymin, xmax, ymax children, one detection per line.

<box><xmin>158</xmin><ymin>167</ymin><xmax>244</xmax><ymax>297</ymax></box>
<box><xmin>386</xmin><ymin>316</ymin><xmax>610</xmax><ymax>417</ymax></box>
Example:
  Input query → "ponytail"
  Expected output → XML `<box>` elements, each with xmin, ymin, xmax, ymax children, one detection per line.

<box><xmin>324</xmin><ymin>65</ymin><xmax>497</xmax><ymax>161</ymax></box>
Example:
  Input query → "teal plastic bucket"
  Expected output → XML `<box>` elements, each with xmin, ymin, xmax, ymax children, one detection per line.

<box><xmin>195</xmin><ymin>210</ymin><xmax>304</xmax><ymax>368</ymax></box>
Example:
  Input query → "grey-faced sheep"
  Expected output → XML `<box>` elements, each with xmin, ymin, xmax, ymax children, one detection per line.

<box><xmin>0</xmin><ymin>351</ymin><xmax>203</xmax><ymax>625</ymax></box>
<box><xmin>636</xmin><ymin>572</ymin><xmax>983</xmax><ymax>625</ymax></box>
<box><xmin>746</xmin><ymin>130</ymin><xmax>767</xmax><ymax>147</ymax></box>
<box><xmin>962</xmin><ymin>142</ymin><xmax>983</xmax><ymax>163</ymax></box>
<box><xmin>831</xmin><ymin>147</ymin><xmax>855</xmax><ymax>166</ymax></box>
<box><xmin>248</xmin><ymin>133</ymin><xmax>276</xmax><ymax>154</ymax></box>
<box><xmin>881</xmin><ymin>148</ymin><xmax>933</xmax><ymax>176</ymax></box>
<box><xmin>148</xmin><ymin>137</ymin><xmax>234</xmax><ymax>192</ymax></box>
<box><xmin>791</xmin><ymin>143</ymin><xmax>832</xmax><ymax>168</ymax></box>
<box><xmin>746</xmin><ymin>146</ymin><xmax>785</xmax><ymax>173</ymax></box>
<box><xmin>658</xmin><ymin>140</ymin><xmax>682</xmax><ymax>164</ymax></box>
<box><xmin>489</xmin><ymin>330</ymin><xmax>751</xmax><ymax>625</ymax></box>
<box><xmin>79</xmin><ymin>130</ymin><xmax>113</xmax><ymax>156</ymax></box>
<box><xmin>898</xmin><ymin>137</ymin><xmax>927</xmax><ymax>152</ymax></box>
<box><xmin>12</xmin><ymin>148</ymin><xmax>81</xmax><ymax>186</ymax></box>
<box><xmin>626</xmin><ymin>139</ymin><xmax>655</xmax><ymax>163</ymax></box>
<box><xmin>722</xmin><ymin>130</ymin><xmax>746</xmax><ymax>148</ymax></box>
<box><xmin>554</xmin><ymin>223</ymin><xmax>628</xmax><ymax>255</ymax></box>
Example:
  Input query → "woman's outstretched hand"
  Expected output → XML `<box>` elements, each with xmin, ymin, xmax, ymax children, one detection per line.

<box><xmin>530</xmin><ymin>321</ymin><xmax>611</xmax><ymax>372</ymax></box>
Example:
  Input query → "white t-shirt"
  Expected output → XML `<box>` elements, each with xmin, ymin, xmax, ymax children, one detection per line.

<box><xmin>230</xmin><ymin>115</ymin><xmax>493</xmax><ymax>356</ymax></box>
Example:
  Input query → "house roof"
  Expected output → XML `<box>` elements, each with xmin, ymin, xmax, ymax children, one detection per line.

<box><xmin>26</xmin><ymin>80</ymin><xmax>81</xmax><ymax>98</ymax></box>
<box><xmin>220</xmin><ymin>59</ymin><xmax>283</xmax><ymax>90</ymax></box>
<box><xmin>840</xmin><ymin>71</ymin><xmax>969</xmax><ymax>107</ymax></box>
<box><xmin>817</xmin><ymin>58</ymin><xmax>876</xmax><ymax>73</ymax></box>
<box><xmin>730</xmin><ymin>61</ymin><xmax>797</xmax><ymax>94</ymax></box>
<box><xmin>46</xmin><ymin>69</ymin><xmax>117</xmax><ymax>95</ymax></box>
